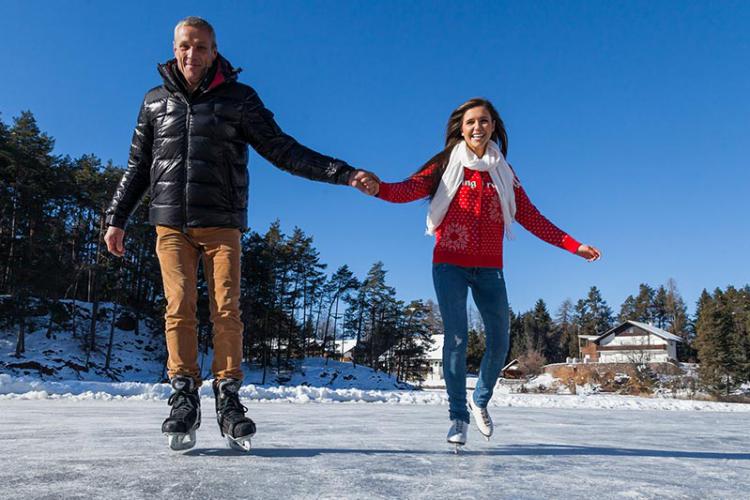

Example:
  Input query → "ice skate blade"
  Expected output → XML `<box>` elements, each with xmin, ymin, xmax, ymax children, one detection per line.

<box><xmin>475</xmin><ymin>429</ymin><xmax>493</xmax><ymax>441</ymax></box>
<box><xmin>474</xmin><ymin>429</ymin><xmax>492</xmax><ymax>441</ymax></box>
<box><xmin>447</xmin><ymin>438</ymin><xmax>466</xmax><ymax>454</ymax></box>
<box><xmin>449</xmin><ymin>443</ymin><xmax>465</xmax><ymax>454</ymax></box>
<box><xmin>165</xmin><ymin>430</ymin><xmax>196</xmax><ymax>451</ymax></box>
<box><xmin>227</xmin><ymin>434</ymin><xmax>253</xmax><ymax>452</ymax></box>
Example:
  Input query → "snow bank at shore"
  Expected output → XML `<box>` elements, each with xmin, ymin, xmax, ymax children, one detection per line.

<box><xmin>2</xmin><ymin>373</ymin><xmax>749</xmax><ymax>412</ymax></box>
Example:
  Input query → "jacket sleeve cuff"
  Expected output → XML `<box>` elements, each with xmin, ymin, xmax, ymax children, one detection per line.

<box><xmin>334</xmin><ymin>162</ymin><xmax>356</xmax><ymax>186</ymax></box>
<box><xmin>562</xmin><ymin>235</ymin><xmax>582</xmax><ymax>254</ymax></box>
<box><xmin>105</xmin><ymin>213</ymin><xmax>128</xmax><ymax>229</ymax></box>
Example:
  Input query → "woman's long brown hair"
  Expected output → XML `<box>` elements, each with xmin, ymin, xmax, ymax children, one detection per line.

<box><xmin>416</xmin><ymin>98</ymin><xmax>508</xmax><ymax>199</ymax></box>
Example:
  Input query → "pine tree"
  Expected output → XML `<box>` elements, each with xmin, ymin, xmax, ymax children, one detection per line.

<box><xmin>664</xmin><ymin>278</ymin><xmax>692</xmax><ymax>360</ymax></box>
<box><xmin>618</xmin><ymin>295</ymin><xmax>637</xmax><ymax>323</ymax></box>
<box><xmin>725</xmin><ymin>286</ymin><xmax>750</xmax><ymax>384</ymax></box>
<box><xmin>342</xmin><ymin>284</ymin><xmax>367</xmax><ymax>367</ymax></box>
<box><xmin>508</xmin><ymin>307</ymin><xmax>526</xmax><ymax>361</ymax></box>
<box><xmin>3</xmin><ymin>112</ymin><xmax>57</xmax><ymax>355</ymax></box>
<box><xmin>393</xmin><ymin>300</ymin><xmax>433</xmax><ymax>382</ymax></box>
<box><xmin>633</xmin><ymin>284</ymin><xmax>655</xmax><ymax>323</ymax></box>
<box><xmin>423</xmin><ymin>299</ymin><xmax>443</xmax><ymax>336</ymax></box>
<box><xmin>695</xmin><ymin>288</ymin><xmax>738</xmax><ymax>394</ymax></box>
<box><xmin>357</xmin><ymin>262</ymin><xmax>399</xmax><ymax>367</ymax></box>
<box><xmin>321</xmin><ymin>265</ymin><xmax>358</xmax><ymax>361</ymax></box>
<box><xmin>652</xmin><ymin>286</ymin><xmax>669</xmax><ymax>329</ymax></box>
<box><xmin>555</xmin><ymin>298</ymin><xmax>578</xmax><ymax>359</ymax></box>
<box><xmin>585</xmin><ymin>286</ymin><xmax>613</xmax><ymax>335</ymax></box>
<box><xmin>534</xmin><ymin>299</ymin><xmax>559</xmax><ymax>362</ymax></box>
<box><xmin>520</xmin><ymin>300</ymin><xmax>550</xmax><ymax>353</ymax></box>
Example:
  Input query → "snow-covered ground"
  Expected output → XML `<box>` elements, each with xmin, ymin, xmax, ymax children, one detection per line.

<box><xmin>1</xmin><ymin>396</ymin><xmax>749</xmax><ymax>500</ymax></box>
<box><xmin>0</xmin><ymin>306</ymin><xmax>410</xmax><ymax>390</ymax></box>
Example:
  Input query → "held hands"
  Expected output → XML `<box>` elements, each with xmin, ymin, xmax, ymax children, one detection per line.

<box><xmin>104</xmin><ymin>226</ymin><xmax>126</xmax><ymax>257</ymax></box>
<box><xmin>576</xmin><ymin>244</ymin><xmax>601</xmax><ymax>262</ymax></box>
<box><xmin>349</xmin><ymin>170</ymin><xmax>381</xmax><ymax>196</ymax></box>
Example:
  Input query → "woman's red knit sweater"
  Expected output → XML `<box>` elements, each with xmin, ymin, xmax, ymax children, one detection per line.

<box><xmin>377</xmin><ymin>164</ymin><xmax>581</xmax><ymax>269</ymax></box>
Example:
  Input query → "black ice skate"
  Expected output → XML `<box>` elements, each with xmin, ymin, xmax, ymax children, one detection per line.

<box><xmin>161</xmin><ymin>376</ymin><xmax>201</xmax><ymax>451</ymax></box>
<box><xmin>213</xmin><ymin>378</ymin><xmax>256</xmax><ymax>452</ymax></box>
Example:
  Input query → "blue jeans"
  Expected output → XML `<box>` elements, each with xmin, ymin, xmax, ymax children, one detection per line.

<box><xmin>432</xmin><ymin>263</ymin><xmax>510</xmax><ymax>423</ymax></box>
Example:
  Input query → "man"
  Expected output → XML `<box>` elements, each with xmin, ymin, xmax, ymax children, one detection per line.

<box><xmin>104</xmin><ymin>16</ymin><xmax>377</xmax><ymax>452</ymax></box>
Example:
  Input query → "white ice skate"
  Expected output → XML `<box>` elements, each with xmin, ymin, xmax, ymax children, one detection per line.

<box><xmin>469</xmin><ymin>399</ymin><xmax>493</xmax><ymax>441</ymax></box>
<box><xmin>447</xmin><ymin>419</ymin><xmax>468</xmax><ymax>453</ymax></box>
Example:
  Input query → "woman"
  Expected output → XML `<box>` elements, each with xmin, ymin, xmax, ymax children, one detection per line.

<box><xmin>361</xmin><ymin>98</ymin><xmax>600</xmax><ymax>449</ymax></box>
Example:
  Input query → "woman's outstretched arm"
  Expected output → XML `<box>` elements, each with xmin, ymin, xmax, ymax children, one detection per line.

<box><xmin>513</xmin><ymin>179</ymin><xmax>601</xmax><ymax>261</ymax></box>
<box><xmin>375</xmin><ymin>164</ymin><xmax>438</xmax><ymax>203</ymax></box>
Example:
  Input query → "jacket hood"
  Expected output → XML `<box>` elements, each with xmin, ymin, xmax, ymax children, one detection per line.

<box><xmin>158</xmin><ymin>53</ymin><xmax>242</xmax><ymax>95</ymax></box>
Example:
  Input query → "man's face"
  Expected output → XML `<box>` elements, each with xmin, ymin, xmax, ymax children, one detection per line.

<box><xmin>173</xmin><ymin>25</ymin><xmax>217</xmax><ymax>88</ymax></box>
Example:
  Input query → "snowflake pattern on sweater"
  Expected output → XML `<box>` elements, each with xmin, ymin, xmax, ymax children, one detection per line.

<box><xmin>377</xmin><ymin>164</ymin><xmax>581</xmax><ymax>268</ymax></box>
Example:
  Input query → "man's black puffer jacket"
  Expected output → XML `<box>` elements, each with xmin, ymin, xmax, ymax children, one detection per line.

<box><xmin>105</xmin><ymin>55</ymin><xmax>354</xmax><ymax>230</ymax></box>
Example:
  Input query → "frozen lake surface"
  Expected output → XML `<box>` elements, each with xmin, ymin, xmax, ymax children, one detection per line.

<box><xmin>1</xmin><ymin>398</ymin><xmax>749</xmax><ymax>499</ymax></box>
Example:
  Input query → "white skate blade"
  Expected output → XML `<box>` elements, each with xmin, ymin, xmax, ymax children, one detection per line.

<box><xmin>447</xmin><ymin>437</ymin><xmax>466</xmax><ymax>451</ymax></box>
<box><xmin>474</xmin><ymin>425</ymin><xmax>492</xmax><ymax>441</ymax></box>
<box><xmin>450</xmin><ymin>442</ymin><xmax>465</xmax><ymax>454</ymax></box>
<box><xmin>226</xmin><ymin>434</ymin><xmax>253</xmax><ymax>452</ymax></box>
<box><xmin>165</xmin><ymin>430</ymin><xmax>196</xmax><ymax>451</ymax></box>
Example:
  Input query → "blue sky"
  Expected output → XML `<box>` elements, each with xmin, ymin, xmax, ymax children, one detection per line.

<box><xmin>2</xmin><ymin>1</ymin><xmax>748</xmax><ymax>316</ymax></box>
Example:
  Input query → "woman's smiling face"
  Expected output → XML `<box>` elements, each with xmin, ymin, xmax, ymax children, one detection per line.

<box><xmin>461</xmin><ymin>106</ymin><xmax>495</xmax><ymax>157</ymax></box>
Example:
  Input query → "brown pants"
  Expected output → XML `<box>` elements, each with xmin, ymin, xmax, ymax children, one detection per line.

<box><xmin>155</xmin><ymin>225</ymin><xmax>244</xmax><ymax>385</ymax></box>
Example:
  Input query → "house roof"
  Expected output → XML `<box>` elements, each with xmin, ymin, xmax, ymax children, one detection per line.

<box><xmin>596</xmin><ymin>320</ymin><xmax>683</xmax><ymax>344</ymax></box>
<box><xmin>627</xmin><ymin>321</ymin><xmax>683</xmax><ymax>342</ymax></box>
<box><xmin>332</xmin><ymin>339</ymin><xmax>358</xmax><ymax>354</ymax></box>
<box><xmin>502</xmin><ymin>358</ymin><xmax>520</xmax><ymax>372</ymax></box>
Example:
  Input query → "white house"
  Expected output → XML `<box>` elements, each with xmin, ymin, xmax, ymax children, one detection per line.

<box><xmin>332</xmin><ymin>339</ymin><xmax>358</xmax><ymax>361</ymax></box>
<box><xmin>423</xmin><ymin>334</ymin><xmax>444</xmax><ymax>383</ymax></box>
<box><xmin>581</xmin><ymin>320</ymin><xmax>683</xmax><ymax>363</ymax></box>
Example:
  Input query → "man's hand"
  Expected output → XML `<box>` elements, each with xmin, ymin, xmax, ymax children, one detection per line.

<box><xmin>349</xmin><ymin>170</ymin><xmax>381</xmax><ymax>196</ymax></box>
<box><xmin>104</xmin><ymin>226</ymin><xmax>126</xmax><ymax>257</ymax></box>
<box><xmin>576</xmin><ymin>244</ymin><xmax>601</xmax><ymax>262</ymax></box>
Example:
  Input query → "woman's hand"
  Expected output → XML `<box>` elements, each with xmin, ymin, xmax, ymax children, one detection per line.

<box><xmin>576</xmin><ymin>244</ymin><xmax>601</xmax><ymax>262</ymax></box>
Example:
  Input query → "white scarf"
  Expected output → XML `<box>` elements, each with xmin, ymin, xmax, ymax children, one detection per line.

<box><xmin>426</xmin><ymin>140</ymin><xmax>518</xmax><ymax>237</ymax></box>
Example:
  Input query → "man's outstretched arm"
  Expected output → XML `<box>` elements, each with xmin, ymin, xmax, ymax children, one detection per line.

<box><xmin>240</xmin><ymin>89</ymin><xmax>376</xmax><ymax>192</ymax></box>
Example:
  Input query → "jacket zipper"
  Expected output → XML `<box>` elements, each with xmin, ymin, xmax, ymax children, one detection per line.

<box><xmin>175</xmin><ymin>73</ymin><xmax>230</xmax><ymax>231</ymax></box>
<box><xmin>183</xmin><ymin>98</ymin><xmax>192</xmax><ymax>232</ymax></box>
